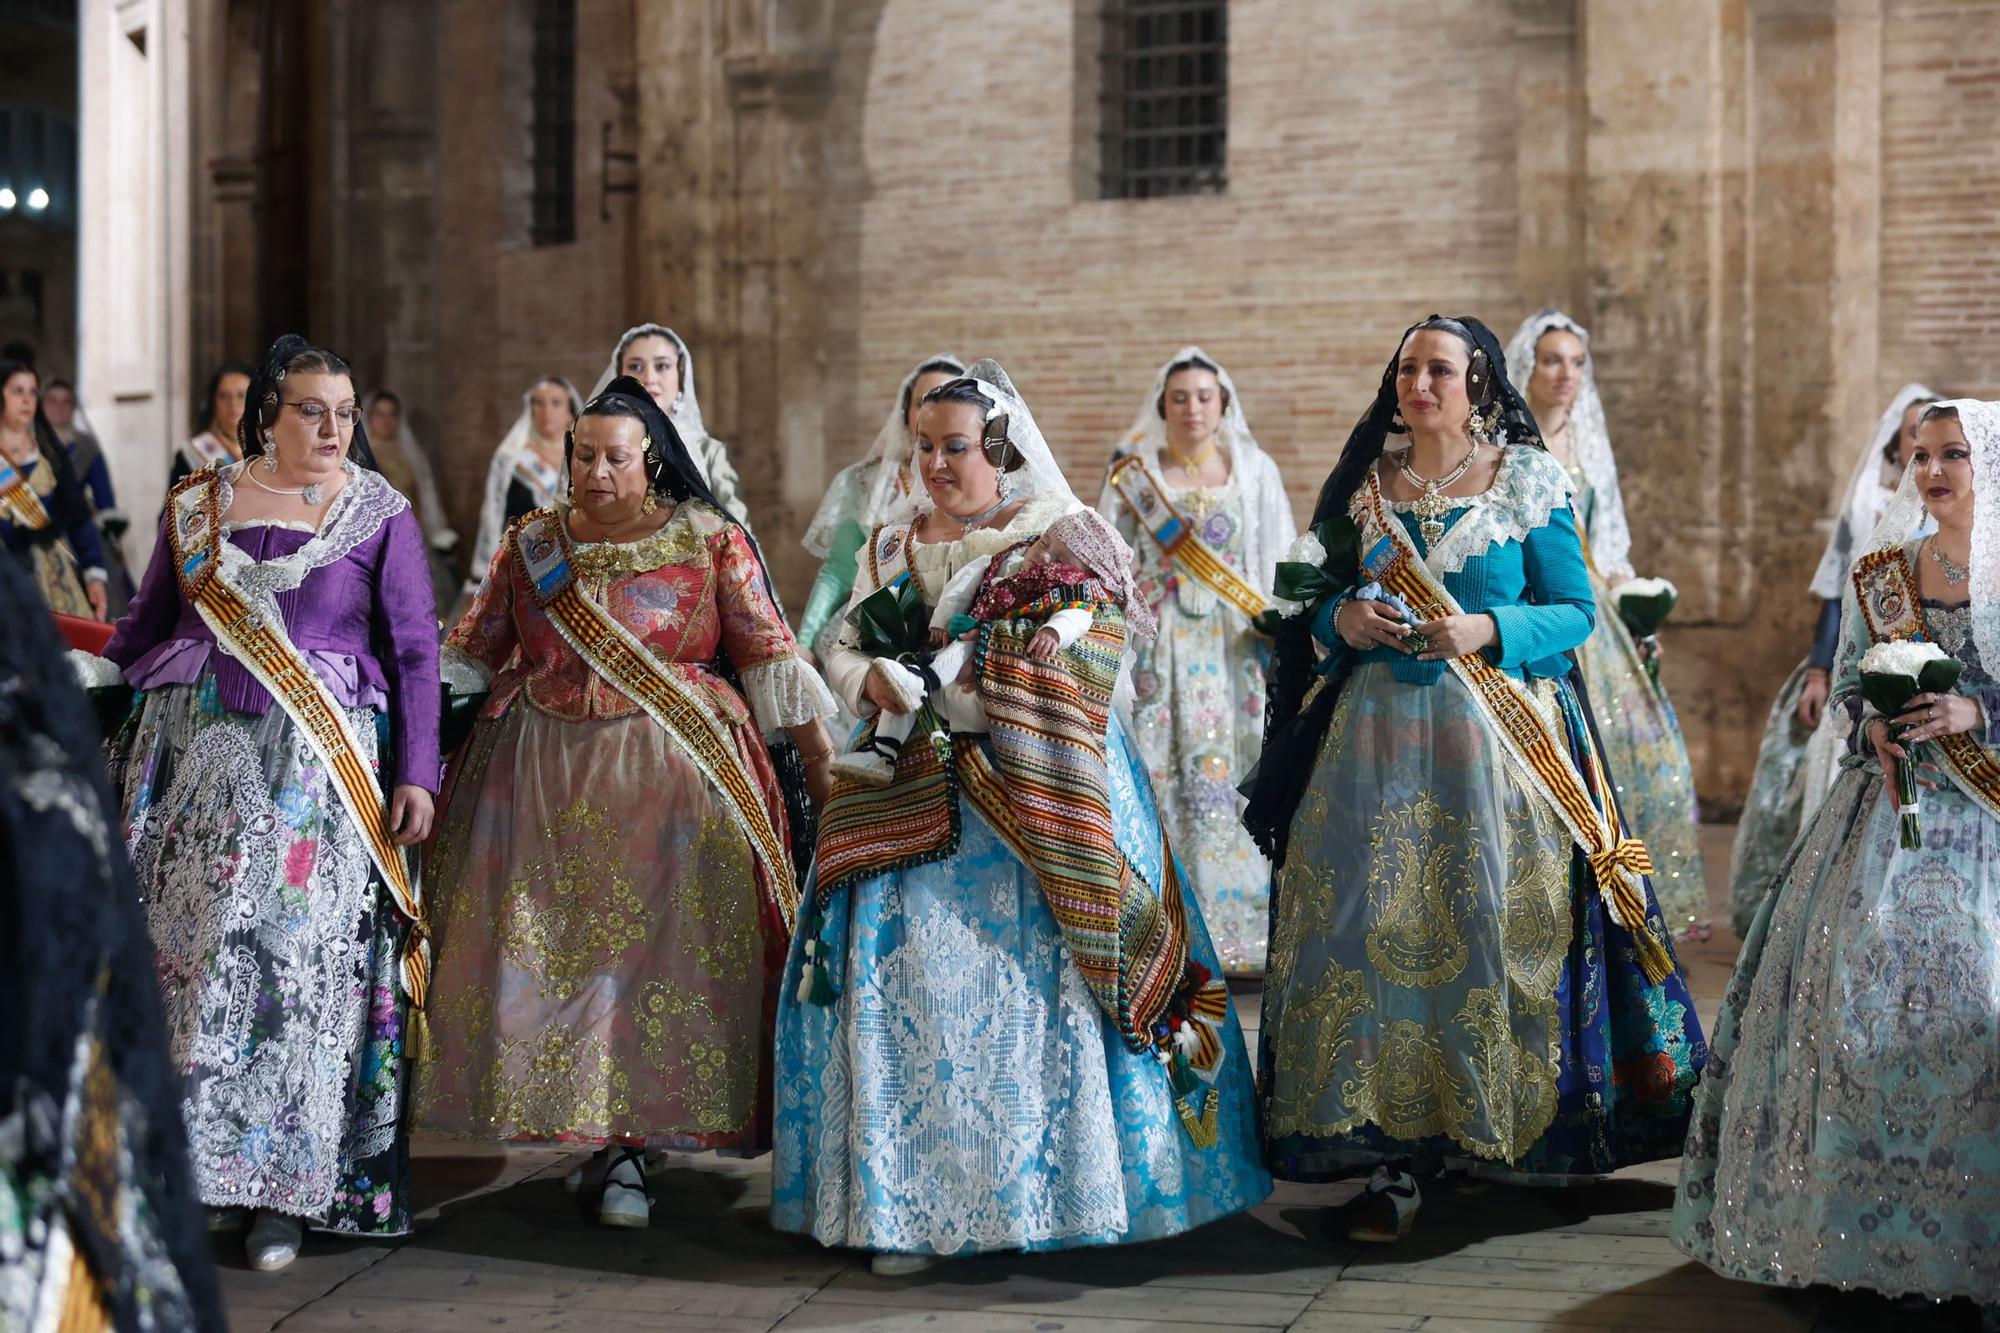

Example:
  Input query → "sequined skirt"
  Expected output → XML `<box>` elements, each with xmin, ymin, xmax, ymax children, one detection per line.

<box><xmin>1727</xmin><ymin>660</ymin><xmax>1849</xmax><ymax>937</ymax></box>
<box><xmin>1261</xmin><ymin>660</ymin><xmax>1704</xmax><ymax>1179</ymax></box>
<box><xmin>417</xmin><ymin>699</ymin><xmax>777</xmax><ymax>1150</ymax></box>
<box><xmin>1675</xmin><ymin>760</ymin><xmax>2000</xmax><ymax>1304</ymax></box>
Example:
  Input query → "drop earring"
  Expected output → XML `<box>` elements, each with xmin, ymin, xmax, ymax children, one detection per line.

<box><xmin>262</xmin><ymin>445</ymin><xmax>279</xmax><ymax>474</ymax></box>
<box><xmin>641</xmin><ymin>490</ymin><xmax>659</xmax><ymax>515</ymax></box>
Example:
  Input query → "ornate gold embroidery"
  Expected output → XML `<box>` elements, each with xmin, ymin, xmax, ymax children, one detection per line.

<box><xmin>679</xmin><ymin>814</ymin><xmax>756</xmax><ymax>986</ymax></box>
<box><xmin>499</xmin><ymin>799</ymin><xmax>652</xmax><ymax>1001</ymax></box>
<box><xmin>1454</xmin><ymin>984</ymin><xmax>1559</xmax><ymax>1160</ymax></box>
<box><xmin>1265</xmin><ymin>957</ymin><xmax>1371</xmax><ymax>1136</ymax></box>
<box><xmin>1501</xmin><ymin>798</ymin><xmax>1571</xmax><ymax>1000</ymax></box>
<box><xmin>566</xmin><ymin>505</ymin><xmax>709</xmax><ymax>578</ymax></box>
<box><xmin>1365</xmin><ymin>792</ymin><xmax>1478</xmax><ymax>988</ymax></box>
<box><xmin>1346</xmin><ymin>1018</ymin><xmax>1477</xmax><ymax>1143</ymax></box>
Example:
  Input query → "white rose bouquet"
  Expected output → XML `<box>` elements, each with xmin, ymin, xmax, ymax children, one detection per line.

<box><xmin>1858</xmin><ymin>638</ymin><xmax>1964</xmax><ymax>849</ymax></box>
<box><xmin>1615</xmin><ymin>577</ymin><xmax>1678</xmax><ymax>684</ymax></box>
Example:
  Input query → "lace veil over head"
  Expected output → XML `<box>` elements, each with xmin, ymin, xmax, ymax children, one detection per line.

<box><xmin>470</xmin><ymin>376</ymin><xmax>583</xmax><ymax>580</ymax></box>
<box><xmin>1857</xmin><ymin>398</ymin><xmax>2000</xmax><ymax>671</ymax></box>
<box><xmin>1808</xmin><ymin>383</ymin><xmax>1940</xmax><ymax>599</ymax></box>
<box><xmin>592</xmin><ymin>323</ymin><xmax>710</xmax><ymax>447</ymax></box>
<box><xmin>1504</xmin><ymin>308</ymin><xmax>1631</xmax><ymax>581</ymax></box>
<box><xmin>906</xmin><ymin>358</ymin><xmax>1082</xmax><ymax>517</ymax></box>
<box><xmin>1117</xmin><ymin>345</ymin><xmax>1258</xmax><ymax>460</ymax></box>
<box><xmin>802</xmin><ymin>353</ymin><xmax>963</xmax><ymax>559</ymax></box>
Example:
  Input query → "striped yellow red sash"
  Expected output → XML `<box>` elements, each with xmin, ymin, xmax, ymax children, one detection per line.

<box><xmin>1356</xmin><ymin>472</ymin><xmax>1673</xmax><ymax>983</ymax></box>
<box><xmin>0</xmin><ymin>455</ymin><xmax>52</xmax><ymax>530</ymax></box>
<box><xmin>1106</xmin><ymin>453</ymin><xmax>1269</xmax><ymax>621</ymax></box>
<box><xmin>512</xmin><ymin>509</ymin><xmax>797</xmax><ymax>928</ymax></box>
<box><xmin>167</xmin><ymin>472</ymin><xmax>430</xmax><ymax>1005</ymax></box>
<box><xmin>1851</xmin><ymin>546</ymin><xmax>2000</xmax><ymax>822</ymax></box>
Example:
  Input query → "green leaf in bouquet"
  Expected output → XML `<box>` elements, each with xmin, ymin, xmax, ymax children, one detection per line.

<box><xmin>846</xmin><ymin>579</ymin><xmax>929</xmax><ymax>658</ymax></box>
<box><xmin>1273</xmin><ymin>561</ymin><xmax>1337</xmax><ymax>606</ymax></box>
<box><xmin>1311</xmin><ymin>515</ymin><xmax>1362</xmax><ymax>589</ymax></box>
<box><xmin>1616</xmin><ymin>587</ymin><xmax>1678</xmax><ymax>640</ymax></box>
<box><xmin>1918</xmin><ymin>656</ymin><xmax>1965</xmax><ymax>694</ymax></box>
<box><xmin>1858</xmin><ymin>670</ymin><xmax>1921</xmax><ymax>721</ymax></box>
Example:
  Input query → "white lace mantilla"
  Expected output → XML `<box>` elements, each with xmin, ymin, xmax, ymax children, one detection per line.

<box><xmin>1374</xmin><ymin>446</ymin><xmax>1574</xmax><ymax>576</ymax></box>
<box><xmin>213</xmin><ymin>462</ymin><xmax>410</xmax><ymax>598</ymax></box>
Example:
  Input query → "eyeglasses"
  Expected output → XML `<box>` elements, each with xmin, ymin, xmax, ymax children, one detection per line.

<box><xmin>283</xmin><ymin>400</ymin><xmax>363</xmax><ymax>430</ymax></box>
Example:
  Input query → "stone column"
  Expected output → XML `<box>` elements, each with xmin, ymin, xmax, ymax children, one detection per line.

<box><xmin>1511</xmin><ymin>0</ymin><xmax>1586</xmax><ymax>312</ymax></box>
<box><xmin>636</xmin><ymin>0</ymin><xmax>833</xmax><ymax>607</ymax></box>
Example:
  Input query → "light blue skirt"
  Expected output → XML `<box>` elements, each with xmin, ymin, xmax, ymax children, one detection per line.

<box><xmin>770</xmin><ymin>718</ymin><xmax>1271</xmax><ymax>1257</ymax></box>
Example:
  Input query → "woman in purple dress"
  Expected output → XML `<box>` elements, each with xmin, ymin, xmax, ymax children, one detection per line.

<box><xmin>95</xmin><ymin>335</ymin><xmax>441</xmax><ymax>1273</ymax></box>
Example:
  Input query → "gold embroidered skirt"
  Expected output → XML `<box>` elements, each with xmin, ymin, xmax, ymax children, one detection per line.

<box><xmin>1262</xmin><ymin>660</ymin><xmax>1575</xmax><ymax>1164</ymax></box>
<box><xmin>417</xmin><ymin>702</ymin><xmax>772</xmax><ymax>1149</ymax></box>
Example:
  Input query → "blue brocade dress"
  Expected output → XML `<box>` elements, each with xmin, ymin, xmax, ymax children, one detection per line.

<box><xmin>1674</xmin><ymin>572</ymin><xmax>2000</xmax><ymax>1305</ymax></box>
<box><xmin>1262</xmin><ymin>448</ymin><xmax>1705</xmax><ymax>1180</ymax></box>
<box><xmin>771</xmin><ymin>504</ymin><xmax>1271</xmax><ymax>1258</ymax></box>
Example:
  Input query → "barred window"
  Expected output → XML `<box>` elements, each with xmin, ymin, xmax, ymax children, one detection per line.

<box><xmin>1097</xmin><ymin>0</ymin><xmax>1227</xmax><ymax>200</ymax></box>
<box><xmin>529</xmin><ymin>0</ymin><xmax>576</xmax><ymax>246</ymax></box>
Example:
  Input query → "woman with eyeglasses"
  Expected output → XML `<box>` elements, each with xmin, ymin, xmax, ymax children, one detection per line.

<box><xmin>93</xmin><ymin>334</ymin><xmax>441</xmax><ymax>1273</ymax></box>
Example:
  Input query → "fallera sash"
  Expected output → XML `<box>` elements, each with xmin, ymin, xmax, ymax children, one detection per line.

<box><xmin>167</xmin><ymin>472</ymin><xmax>430</xmax><ymax>1005</ymax></box>
<box><xmin>1107</xmin><ymin>453</ymin><xmax>1269</xmax><ymax>621</ymax></box>
<box><xmin>511</xmin><ymin>508</ymin><xmax>797</xmax><ymax>927</ymax></box>
<box><xmin>0</xmin><ymin>455</ymin><xmax>52</xmax><ymax>530</ymax></box>
<box><xmin>1851</xmin><ymin>546</ymin><xmax>2000</xmax><ymax>823</ymax></box>
<box><xmin>1354</xmin><ymin>471</ymin><xmax>1674</xmax><ymax>984</ymax></box>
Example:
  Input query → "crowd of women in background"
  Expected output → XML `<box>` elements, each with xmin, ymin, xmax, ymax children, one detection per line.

<box><xmin>8</xmin><ymin>305</ymin><xmax>1996</xmax><ymax>1328</ymax></box>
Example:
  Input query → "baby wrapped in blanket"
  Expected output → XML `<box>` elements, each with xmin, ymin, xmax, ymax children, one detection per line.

<box><xmin>832</xmin><ymin>508</ymin><xmax>1154</xmax><ymax>787</ymax></box>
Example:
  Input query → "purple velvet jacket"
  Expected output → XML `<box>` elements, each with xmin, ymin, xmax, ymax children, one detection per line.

<box><xmin>104</xmin><ymin>469</ymin><xmax>443</xmax><ymax>792</ymax></box>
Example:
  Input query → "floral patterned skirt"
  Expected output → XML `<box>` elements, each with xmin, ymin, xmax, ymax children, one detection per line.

<box><xmin>1727</xmin><ymin>660</ymin><xmax>1851</xmax><ymax>937</ymax></box>
<box><xmin>417</xmin><ymin>701</ymin><xmax>777</xmax><ymax>1150</ymax></box>
<box><xmin>1674</xmin><ymin>760</ymin><xmax>2000</xmax><ymax>1304</ymax></box>
<box><xmin>1575</xmin><ymin>580</ymin><xmax>1708</xmax><ymax>934</ymax></box>
<box><xmin>117</xmin><ymin>680</ymin><xmax>411</xmax><ymax>1234</ymax></box>
<box><xmin>770</xmin><ymin>719</ymin><xmax>1270</xmax><ymax>1256</ymax></box>
<box><xmin>1261</xmin><ymin>661</ymin><xmax>1704</xmax><ymax>1180</ymax></box>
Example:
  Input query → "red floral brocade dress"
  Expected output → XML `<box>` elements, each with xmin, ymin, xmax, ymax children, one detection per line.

<box><xmin>416</xmin><ymin>499</ymin><xmax>831</xmax><ymax>1150</ymax></box>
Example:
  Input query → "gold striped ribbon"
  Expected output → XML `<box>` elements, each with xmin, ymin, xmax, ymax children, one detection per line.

<box><xmin>1107</xmin><ymin>454</ymin><xmax>1269</xmax><ymax>621</ymax></box>
<box><xmin>513</xmin><ymin>510</ymin><xmax>797</xmax><ymax>929</ymax></box>
<box><xmin>0</xmin><ymin>455</ymin><xmax>53</xmax><ymax>530</ymax></box>
<box><xmin>1358</xmin><ymin>473</ymin><xmax>1672</xmax><ymax>984</ymax></box>
<box><xmin>168</xmin><ymin>473</ymin><xmax>430</xmax><ymax>1006</ymax></box>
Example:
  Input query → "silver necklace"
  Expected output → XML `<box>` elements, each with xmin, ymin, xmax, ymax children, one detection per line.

<box><xmin>1927</xmin><ymin>535</ymin><xmax>1969</xmax><ymax>585</ymax></box>
<box><xmin>947</xmin><ymin>489</ymin><xmax>1013</xmax><ymax>535</ymax></box>
<box><xmin>247</xmin><ymin>466</ymin><xmax>324</xmax><ymax>506</ymax></box>
<box><xmin>1397</xmin><ymin>444</ymin><xmax>1479</xmax><ymax>545</ymax></box>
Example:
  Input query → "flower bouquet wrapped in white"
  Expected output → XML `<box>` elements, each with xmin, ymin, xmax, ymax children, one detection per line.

<box><xmin>1858</xmin><ymin>638</ymin><xmax>1965</xmax><ymax>849</ymax></box>
<box><xmin>1615</xmin><ymin>577</ymin><xmax>1678</xmax><ymax>683</ymax></box>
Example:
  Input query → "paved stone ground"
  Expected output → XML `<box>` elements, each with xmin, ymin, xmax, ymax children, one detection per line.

<box><xmin>217</xmin><ymin>827</ymin><xmax>1986</xmax><ymax>1331</ymax></box>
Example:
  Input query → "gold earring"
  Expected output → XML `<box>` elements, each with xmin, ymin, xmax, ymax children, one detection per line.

<box><xmin>641</xmin><ymin>490</ymin><xmax>659</xmax><ymax>514</ymax></box>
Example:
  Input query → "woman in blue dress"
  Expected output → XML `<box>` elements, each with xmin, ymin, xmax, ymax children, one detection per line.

<box><xmin>1674</xmin><ymin>399</ymin><xmax>2000</xmax><ymax>1314</ymax></box>
<box><xmin>1245</xmin><ymin>316</ymin><xmax>1705</xmax><ymax>1241</ymax></box>
<box><xmin>771</xmin><ymin>359</ymin><xmax>1269</xmax><ymax>1277</ymax></box>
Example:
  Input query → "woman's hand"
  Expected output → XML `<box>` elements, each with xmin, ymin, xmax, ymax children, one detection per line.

<box><xmin>1413</xmin><ymin>613</ymin><xmax>1498</xmax><ymax>662</ymax></box>
<box><xmin>1867</xmin><ymin>717</ymin><xmax>1940</xmax><ymax>803</ymax></box>
<box><xmin>1796</xmin><ymin>667</ymin><xmax>1830</xmax><ymax>729</ymax></box>
<box><xmin>86</xmin><ymin>580</ymin><xmax>108</xmax><ymax>621</ymax></box>
<box><xmin>927</xmin><ymin>628</ymin><xmax>948</xmax><ymax>649</ymax></box>
<box><xmin>389</xmin><ymin>785</ymin><xmax>435</xmax><ymax>846</ymax></box>
<box><xmin>863</xmin><ymin>665</ymin><xmax>911</xmax><ymax>716</ymax></box>
<box><xmin>789</xmin><ymin>721</ymin><xmax>835</xmax><ymax>808</ymax></box>
<box><xmin>1893</xmin><ymin>691</ymin><xmax>1984</xmax><ymax>745</ymax></box>
<box><xmin>1336</xmin><ymin>599</ymin><xmax>1414</xmax><ymax>653</ymax></box>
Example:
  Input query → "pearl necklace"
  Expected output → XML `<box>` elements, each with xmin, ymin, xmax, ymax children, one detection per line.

<box><xmin>1397</xmin><ymin>444</ymin><xmax>1480</xmax><ymax>545</ymax></box>
<box><xmin>247</xmin><ymin>464</ymin><xmax>326</xmax><ymax>506</ymax></box>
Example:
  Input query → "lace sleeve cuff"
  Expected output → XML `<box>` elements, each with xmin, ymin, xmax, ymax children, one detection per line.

<box><xmin>741</xmin><ymin>655</ymin><xmax>840</xmax><ymax>732</ymax></box>
<box><xmin>440</xmin><ymin>643</ymin><xmax>495</xmax><ymax>694</ymax></box>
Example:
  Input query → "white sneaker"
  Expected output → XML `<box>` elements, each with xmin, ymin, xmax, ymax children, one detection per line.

<box><xmin>597</xmin><ymin>1149</ymin><xmax>651</xmax><ymax>1229</ymax></box>
<box><xmin>870</xmin><ymin>1252</ymin><xmax>939</xmax><ymax>1277</ymax></box>
<box><xmin>831</xmin><ymin>749</ymin><xmax>897</xmax><ymax>788</ymax></box>
<box><xmin>245</xmin><ymin>1211</ymin><xmax>303</xmax><ymax>1271</ymax></box>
